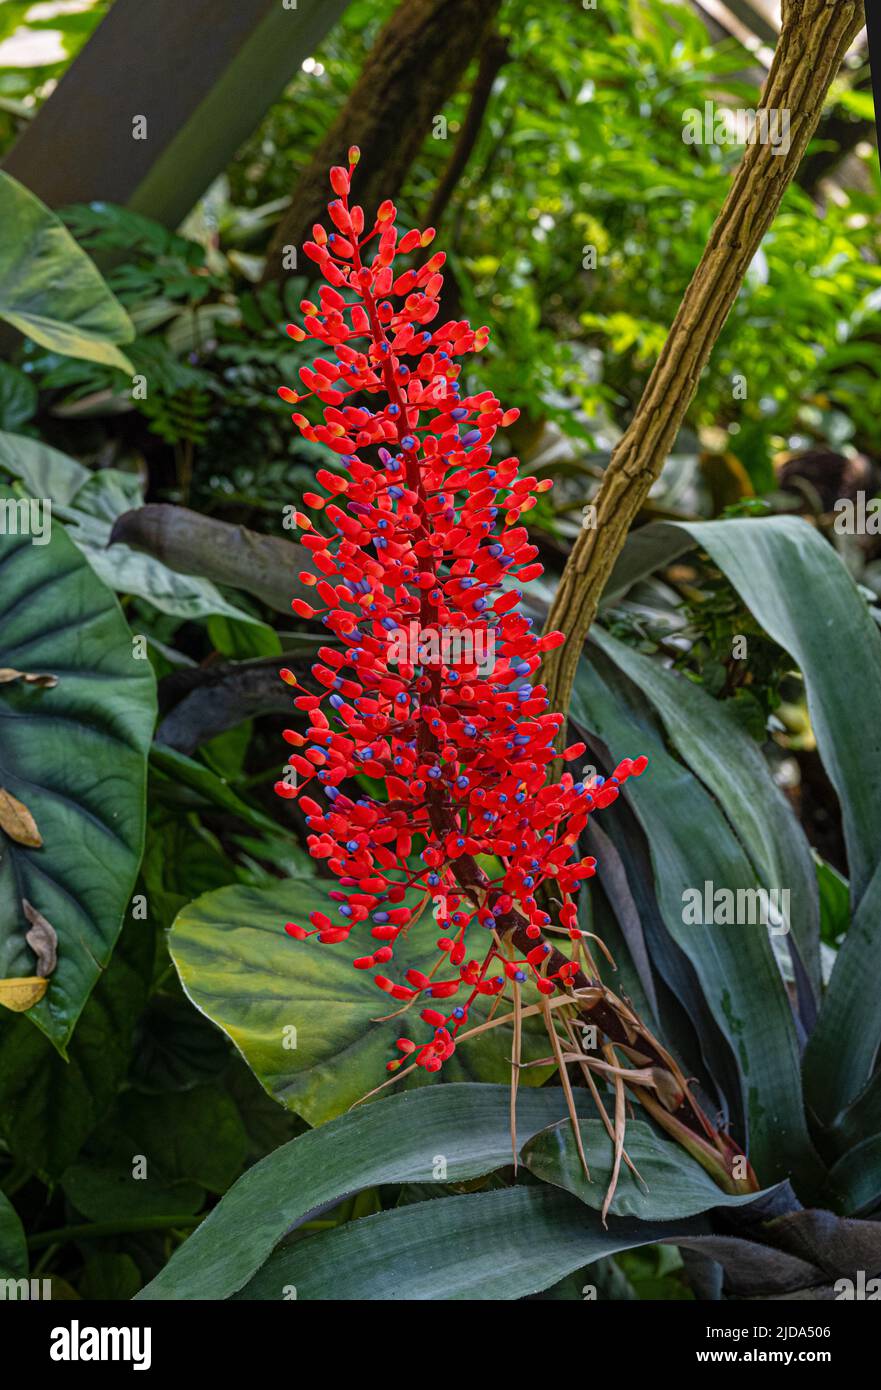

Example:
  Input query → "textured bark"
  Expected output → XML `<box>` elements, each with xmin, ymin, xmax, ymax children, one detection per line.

<box><xmin>541</xmin><ymin>0</ymin><xmax>866</xmax><ymax>731</ymax></box>
<box><xmin>798</xmin><ymin>63</ymin><xmax>874</xmax><ymax>191</ymax></box>
<box><xmin>261</xmin><ymin>0</ymin><xmax>501</xmax><ymax>282</ymax></box>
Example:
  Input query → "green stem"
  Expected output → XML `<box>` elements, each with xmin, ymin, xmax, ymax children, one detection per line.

<box><xmin>27</xmin><ymin>1213</ymin><xmax>204</xmax><ymax>1252</ymax></box>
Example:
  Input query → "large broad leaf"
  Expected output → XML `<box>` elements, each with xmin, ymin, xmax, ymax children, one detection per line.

<box><xmin>571</xmin><ymin>650</ymin><xmax>823</xmax><ymax>1191</ymax></box>
<box><xmin>168</xmin><ymin>879</ymin><xmax>552</xmax><ymax>1127</ymax></box>
<box><xmin>0</xmin><ymin>496</ymin><xmax>155</xmax><ymax>1049</ymax></box>
<box><xmin>0</xmin><ymin>171</ymin><xmax>133</xmax><ymax>371</ymax></box>
<box><xmin>232</xmin><ymin>1186</ymin><xmax>701</xmax><ymax>1301</ymax></box>
<box><xmin>138</xmin><ymin>1084</ymin><xmax>594</xmax><ymax>1300</ymax></box>
<box><xmin>62</xmin><ymin>1084</ymin><xmax>249</xmax><ymax>1224</ymax></box>
<box><xmin>0</xmin><ymin>910</ymin><xmax>154</xmax><ymax>1177</ymax></box>
<box><xmin>591</xmin><ymin>625</ymin><xmax>821</xmax><ymax>1000</ymax></box>
<box><xmin>0</xmin><ymin>433</ymin><xmax>267</xmax><ymax>624</ymax></box>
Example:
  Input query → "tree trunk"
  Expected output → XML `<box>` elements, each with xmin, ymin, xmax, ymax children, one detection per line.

<box><xmin>424</xmin><ymin>31</ymin><xmax>511</xmax><ymax>231</ymax></box>
<box><xmin>1</xmin><ymin>0</ymin><xmax>350</xmax><ymax>228</ymax></box>
<box><xmin>541</xmin><ymin>0</ymin><xmax>866</xmax><ymax>733</ymax></box>
<box><xmin>261</xmin><ymin>0</ymin><xmax>501</xmax><ymax>282</ymax></box>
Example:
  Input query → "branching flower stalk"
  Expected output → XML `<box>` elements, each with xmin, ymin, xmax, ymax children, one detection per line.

<box><xmin>276</xmin><ymin>151</ymin><xmax>758</xmax><ymax>1199</ymax></box>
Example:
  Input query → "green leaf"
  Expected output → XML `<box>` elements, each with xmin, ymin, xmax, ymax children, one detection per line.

<box><xmin>233</xmin><ymin>1186</ymin><xmax>700</xmax><ymax>1301</ymax></box>
<box><xmin>0</xmin><ymin>1191</ymin><xmax>27</xmax><ymax>1279</ymax></box>
<box><xmin>207</xmin><ymin>615</ymin><xmax>281</xmax><ymax>660</ymax></box>
<box><xmin>571</xmin><ymin>649</ymin><xmax>822</xmax><ymax>1190</ymax></box>
<box><xmin>640</xmin><ymin>517</ymin><xmax>881</xmax><ymax>911</ymax></box>
<box><xmin>0</xmin><ymin>363</ymin><xmax>37</xmax><ymax>431</ymax></box>
<box><xmin>522</xmin><ymin>1117</ymin><xmax>775</xmax><ymax>1220</ymax></box>
<box><xmin>168</xmin><ymin>879</ymin><xmax>552</xmax><ymax>1126</ymax></box>
<box><xmin>63</xmin><ymin>1085</ymin><xmax>248</xmax><ymax>1223</ymax></box>
<box><xmin>0</xmin><ymin>490</ymin><xmax>156</xmax><ymax>1049</ymax></box>
<box><xmin>815</xmin><ymin>856</ymin><xmax>850</xmax><ymax>945</ymax></box>
<box><xmin>130</xmin><ymin>994</ymin><xmax>231</xmax><ymax>1094</ymax></box>
<box><xmin>138</xmin><ymin>1083</ymin><xmax>636</xmax><ymax>1301</ymax></box>
<box><xmin>61</xmin><ymin>1165</ymin><xmax>204</xmax><ymax>1224</ymax></box>
<box><xmin>0</xmin><ymin>910</ymin><xmax>154</xmax><ymax>1177</ymax></box>
<box><xmin>78</xmin><ymin>1254</ymin><xmax>143</xmax><ymax>1302</ymax></box>
<box><xmin>591</xmin><ymin>625</ymin><xmax>820</xmax><ymax>996</ymax></box>
<box><xmin>0</xmin><ymin>432</ymin><xmax>265</xmax><ymax>624</ymax></box>
<box><xmin>149</xmin><ymin>745</ymin><xmax>283</xmax><ymax>837</ymax></box>
<box><xmin>805</xmin><ymin>858</ymin><xmax>881</xmax><ymax>1123</ymax></box>
<box><xmin>820</xmin><ymin>1135</ymin><xmax>881</xmax><ymax>1218</ymax></box>
<box><xmin>612</xmin><ymin>517</ymin><xmax>881</xmax><ymax>1133</ymax></box>
<box><xmin>828</xmin><ymin>1070</ymin><xmax>881</xmax><ymax>1157</ymax></box>
<box><xmin>0</xmin><ymin>171</ymin><xmax>134</xmax><ymax>370</ymax></box>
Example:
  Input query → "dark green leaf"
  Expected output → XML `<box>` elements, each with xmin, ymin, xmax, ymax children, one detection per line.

<box><xmin>0</xmin><ymin>490</ymin><xmax>155</xmax><ymax>1048</ymax></box>
<box><xmin>523</xmin><ymin>1117</ymin><xmax>777</xmax><ymax>1220</ymax></box>
<box><xmin>0</xmin><ymin>910</ymin><xmax>154</xmax><ymax>1176</ymax></box>
<box><xmin>138</xmin><ymin>1084</ymin><xmax>642</xmax><ymax>1301</ymax></box>
<box><xmin>0</xmin><ymin>363</ymin><xmax>37</xmax><ymax>430</ymax></box>
<box><xmin>233</xmin><ymin>1186</ymin><xmax>700</xmax><ymax>1302</ymax></box>
<box><xmin>572</xmin><ymin>650</ymin><xmax>822</xmax><ymax>1189</ymax></box>
<box><xmin>0</xmin><ymin>1191</ymin><xmax>27</xmax><ymax>1279</ymax></box>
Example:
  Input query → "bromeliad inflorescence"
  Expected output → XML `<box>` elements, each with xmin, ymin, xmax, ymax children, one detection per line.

<box><xmin>274</xmin><ymin>147</ymin><xmax>647</xmax><ymax>1079</ymax></box>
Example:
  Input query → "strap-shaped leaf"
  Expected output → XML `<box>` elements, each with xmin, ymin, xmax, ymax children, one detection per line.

<box><xmin>138</xmin><ymin>1085</ymin><xmax>591</xmax><ymax>1300</ymax></box>
<box><xmin>137</xmin><ymin>1084</ymin><xmax>755</xmax><ymax>1301</ymax></box>
<box><xmin>616</xmin><ymin>517</ymin><xmax>881</xmax><ymax>1127</ymax></box>
<box><xmin>631</xmin><ymin>517</ymin><xmax>881</xmax><ymax>912</ymax></box>
<box><xmin>572</xmin><ymin>650</ymin><xmax>822</xmax><ymax>1190</ymax></box>
<box><xmin>590</xmin><ymin>625</ymin><xmax>820</xmax><ymax>1000</ymax></box>
<box><xmin>232</xmin><ymin>1186</ymin><xmax>701</xmax><ymax>1301</ymax></box>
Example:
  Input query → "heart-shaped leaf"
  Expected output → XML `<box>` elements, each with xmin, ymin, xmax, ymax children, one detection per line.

<box><xmin>0</xmin><ymin>494</ymin><xmax>155</xmax><ymax>1048</ymax></box>
<box><xmin>168</xmin><ymin>878</ymin><xmax>552</xmax><ymax>1126</ymax></box>
<box><xmin>0</xmin><ymin>433</ymin><xmax>269</xmax><ymax>625</ymax></box>
<box><xmin>0</xmin><ymin>171</ymin><xmax>134</xmax><ymax>370</ymax></box>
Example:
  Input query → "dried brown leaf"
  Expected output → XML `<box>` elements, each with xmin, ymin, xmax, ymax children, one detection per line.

<box><xmin>0</xmin><ymin>667</ymin><xmax>58</xmax><ymax>689</ymax></box>
<box><xmin>23</xmin><ymin>899</ymin><xmax>58</xmax><ymax>978</ymax></box>
<box><xmin>0</xmin><ymin>787</ymin><xmax>42</xmax><ymax>847</ymax></box>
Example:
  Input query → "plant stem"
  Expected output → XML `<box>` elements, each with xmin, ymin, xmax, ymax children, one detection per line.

<box><xmin>27</xmin><ymin>1213</ymin><xmax>204</xmax><ymax>1252</ymax></box>
<box><xmin>540</xmin><ymin>0</ymin><xmax>866</xmax><ymax>733</ymax></box>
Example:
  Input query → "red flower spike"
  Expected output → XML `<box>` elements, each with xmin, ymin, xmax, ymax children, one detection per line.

<box><xmin>276</xmin><ymin>163</ymin><xmax>648</xmax><ymax>1075</ymax></box>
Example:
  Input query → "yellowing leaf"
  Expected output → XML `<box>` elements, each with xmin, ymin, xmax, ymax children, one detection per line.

<box><xmin>0</xmin><ymin>787</ymin><xmax>42</xmax><ymax>847</ymax></box>
<box><xmin>0</xmin><ymin>976</ymin><xmax>47</xmax><ymax>1012</ymax></box>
